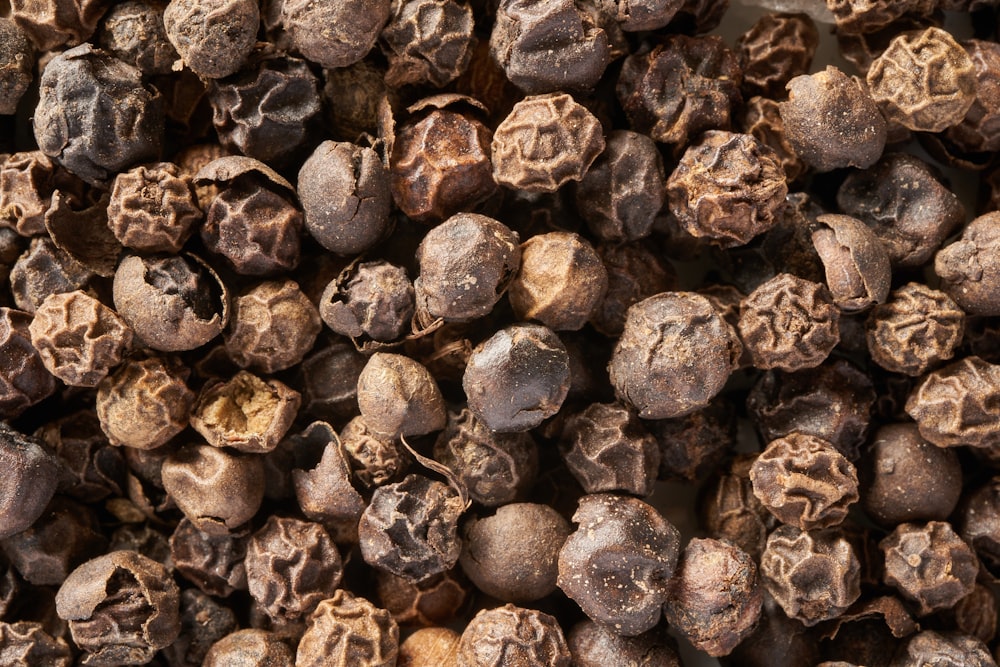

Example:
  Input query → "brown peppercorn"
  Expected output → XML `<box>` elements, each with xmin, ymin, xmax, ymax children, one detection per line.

<box><xmin>55</xmin><ymin>550</ymin><xmax>180</xmax><ymax>666</ymax></box>
<box><xmin>948</xmin><ymin>584</ymin><xmax>998</xmax><ymax>644</ymax></box>
<box><xmin>574</xmin><ymin>129</ymin><xmax>666</xmax><ymax>243</ymax></box>
<box><xmin>106</xmin><ymin>162</ymin><xmax>201</xmax><ymax>254</ymax></box>
<box><xmin>340</xmin><ymin>415</ymin><xmax>409</xmax><ymax>488</ymax></box>
<box><xmin>97</xmin><ymin>0</ymin><xmax>177</xmax><ymax>76</ymax></box>
<box><xmin>893</xmin><ymin>630</ymin><xmax>994</xmax><ymax>667</ymax></box>
<box><xmin>0</xmin><ymin>151</ymin><xmax>77</xmax><ymax>237</ymax></box>
<box><xmin>203</xmin><ymin>629</ymin><xmax>294</xmax><ymax>667</ymax></box>
<box><xmin>294</xmin><ymin>337</ymin><xmax>367</xmax><ymax>425</ymax></box>
<box><xmin>359</xmin><ymin>474</ymin><xmax>464</xmax><ymax>582</ymax></box>
<box><xmin>245</xmin><ymin>516</ymin><xmax>343</xmax><ymax>623</ymax></box>
<box><xmin>28</xmin><ymin>291</ymin><xmax>132</xmax><ymax>388</ymax></box>
<box><xmin>296</xmin><ymin>590</ymin><xmax>398</xmax><ymax>667</ymax></box>
<box><xmin>357</xmin><ymin>353</ymin><xmax>445</xmax><ymax>438</ymax></box>
<box><xmin>460</xmin><ymin>503</ymin><xmax>570</xmax><ymax>603</ymax></box>
<box><xmin>742</xmin><ymin>96</ymin><xmax>809</xmax><ymax>183</ymax></box>
<box><xmin>779</xmin><ymin>66</ymin><xmax>887</xmax><ymax>172</ymax></box>
<box><xmin>736</xmin><ymin>12</ymin><xmax>818</xmax><ymax>100</ymax></box>
<box><xmin>943</xmin><ymin>39</ymin><xmax>1000</xmax><ymax>154</ymax></box>
<box><xmin>700</xmin><ymin>455</ymin><xmax>777</xmax><ymax>560</ymax></box>
<box><xmin>866</xmin><ymin>283</ymin><xmax>965</xmax><ymax>376</ymax></box>
<box><xmin>750</xmin><ymin>433</ymin><xmax>859</xmax><ymax>530</ymax></box>
<box><xmin>163</xmin><ymin>0</ymin><xmax>259</xmax><ymax>78</ymax></box>
<box><xmin>649</xmin><ymin>396</ymin><xmax>736</xmax><ymax>481</ymax></box>
<box><xmin>0</xmin><ymin>425</ymin><xmax>59</xmax><ymax>540</ymax></box>
<box><xmin>812</xmin><ymin>213</ymin><xmax>891</xmax><ymax>312</ymax></box>
<box><xmin>224</xmin><ymin>279</ymin><xmax>321</xmax><ymax>374</ymax></box>
<box><xmin>398</xmin><ymin>627</ymin><xmax>460</xmax><ymax>667</ymax></box>
<box><xmin>375</xmin><ymin>569</ymin><xmax>468</xmax><ymax>628</ymax></box>
<box><xmin>837</xmin><ymin>152</ymin><xmax>965</xmax><ymax>268</ymax></box>
<box><xmin>320</xmin><ymin>261</ymin><xmax>414</xmax><ymax>343</ymax></box>
<box><xmin>463</xmin><ymin>324</ymin><xmax>570</xmax><ymax>432</ymax></box>
<box><xmin>867</xmin><ymin>27</ymin><xmax>977</xmax><ymax>132</ymax></box>
<box><xmin>0</xmin><ymin>19</ymin><xmax>33</xmax><ymax>116</ymax></box>
<box><xmin>380</xmin><ymin>0</ymin><xmax>474</xmax><ymax>87</ymax></box>
<box><xmin>433</xmin><ymin>407</ymin><xmax>537</xmax><ymax>507</ymax></box>
<box><xmin>36</xmin><ymin>44</ymin><xmax>162</xmax><ymax>180</ymax></box>
<box><xmin>880</xmin><ymin>521</ymin><xmax>978</xmax><ymax>616</ymax></box>
<box><xmin>617</xmin><ymin>35</ymin><xmax>742</xmax><ymax>150</ymax></box>
<box><xmin>208</xmin><ymin>56</ymin><xmax>321</xmax><ymax>166</ymax></box>
<box><xmin>10</xmin><ymin>236</ymin><xmax>93</xmax><ymax>315</ymax></box>
<box><xmin>590</xmin><ymin>241</ymin><xmax>677</xmax><ymax>338</ymax></box>
<box><xmin>280</xmin><ymin>0</ymin><xmax>390</xmax><ymax>69</ymax></box>
<box><xmin>414</xmin><ymin>213</ymin><xmax>519</xmax><ymax>324</ymax></box>
<box><xmin>191</xmin><ymin>371</ymin><xmax>301</xmax><ymax>454</ymax></box>
<box><xmin>936</xmin><ymin>212</ymin><xmax>1000</xmax><ymax>316</ymax></box>
<box><xmin>298</xmin><ymin>141</ymin><xmax>392</xmax><ymax>255</ymax></box>
<box><xmin>0</xmin><ymin>308</ymin><xmax>57</xmax><ymax>418</ymax></box>
<box><xmin>35</xmin><ymin>409</ymin><xmax>125</xmax><ymax>503</ymax></box>
<box><xmin>390</xmin><ymin>107</ymin><xmax>497</xmax><ymax>224</ymax></box>
<box><xmin>558</xmin><ymin>493</ymin><xmax>680</xmax><ymax>636</ymax></box>
<box><xmin>113</xmin><ymin>253</ymin><xmax>229</xmax><ymax>352</ymax></box>
<box><xmin>169</xmin><ymin>517</ymin><xmax>248</xmax><ymax>597</ymax></box>
<box><xmin>567</xmin><ymin>621</ymin><xmax>681</xmax><ymax>667</ymax></box>
<box><xmin>290</xmin><ymin>422</ymin><xmax>366</xmax><ymax>539</ymax></box>
<box><xmin>663</xmin><ymin>537</ymin><xmax>763</xmax><ymax>657</ymax></box>
<box><xmin>739</xmin><ymin>273</ymin><xmax>841</xmax><ymax>372</ymax></box>
<box><xmin>96</xmin><ymin>355</ymin><xmax>195</xmax><ymax>449</ymax></box>
<box><xmin>491</xmin><ymin>93</ymin><xmax>605</xmax><ymax>193</ymax></box>
<box><xmin>667</xmin><ymin>130</ymin><xmax>788</xmax><ymax>248</ymax></box>
<box><xmin>747</xmin><ymin>358</ymin><xmax>876</xmax><ymax>461</ymax></box>
<box><xmin>10</xmin><ymin>0</ymin><xmax>107</xmax><ymax>50</ymax></box>
<box><xmin>489</xmin><ymin>0</ymin><xmax>609</xmax><ymax>94</ymax></box>
<box><xmin>458</xmin><ymin>604</ymin><xmax>570</xmax><ymax>667</ymax></box>
<box><xmin>828</xmin><ymin>0</ymin><xmax>935</xmax><ymax>35</ymax></box>
<box><xmin>905</xmin><ymin>356</ymin><xmax>1000</xmax><ymax>449</ymax></box>
<box><xmin>861</xmin><ymin>423</ymin><xmax>962</xmax><ymax>526</ymax></box>
<box><xmin>0</xmin><ymin>621</ymin><xmax>72</xmax><ymax>667</ymax></box>
<box><xmin>560</xmin><ymin>402</ymin><xmax>659</xmax><ymax>497</ymax></box>
<box><xmin>959</xmin><ymin>477</ymin><xmax>1000</xmax><ymax>575</ymax></box>
<box><xmin>760</xmin><ymin>525</ymin><xmax>861</xmax><ymax>626</ymax></box>
<box><xmin>509</xmin><ymin>231</ymin><xmax>607</xmax><ymax>331</ymax></box>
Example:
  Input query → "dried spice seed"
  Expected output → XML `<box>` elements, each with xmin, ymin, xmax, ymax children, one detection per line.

<box><xmin>380</xmin><ymin>0</ymin><xmax>474</xmax><ymax>88</ymax></box>
<box><xmin>0</xmin><ymin>19</ymin><xmax>34</xmax><ymax>116</ymax></box>
<box><xmin>224</xmin><ymin>279</ymin><xmax>321</xmax><ymax>374</ymax></box>
<box><xmin>0</xmin><ymin>308</ymin><xmax>57</xmax><ymax>418</ymax></box>
<box><xmin>736</xmin><ymin>12</ymin><xmax>818</xmax><ymax>100</ymax></box>
<box><xmin>11</xmin><ymin>0</ymin><xmax>107</xmax><ymax>51</ymax></box>
<box><xmin>567</xmin><ymin>621</ymin><xmax>681</xmax><ymax>667</ymax></box>
<box><xmin>169</xmin><ymin>518</ymin><xmax>248</xmax><ymax>598</ymax></box>
<box><xmin>163</xmin><ymin>0</ymin><xmax>259</xmax><ymax>79</ymax></box>
<box><xmin>357</xmin><ymin>353</ymin><xmax>446</xmax><ymax>438</ymax></box>
<box><xmin>297</xmin><ymin>591</ymin><xmax>398</xmax><ymax>667</ymax></box>
<box><xmin>935</xmin><ymin>211</ymin><xmax>1000</xmax><ymax>316</ymax></box>
<box><xmin>280</xmin><ymin>0</ymin><xmax>390</xmax><ymax>69</ymax></box>
<box><xmin>97</xmin><ymin>0</ymin><xmax>178</xmax><ymax>76</ymax></box>
<box><xmin>892</xmin><ymin>630</ymin><xmax>994</xmax><ymax>667</ymax></box>
<box><xmin>741</xmin><ymin>95</ymin><xmax>808</xmax><ymax>183</ymax></box>
<box><xmin>905</xmin><ymin>356</ymin><xmax>1000</xmax><ymax>450</ymax></box>
<box><xmin>107</xmin><ymin>162</ymin><xmax>202</xmax><ymax>254</ymax></box>
<box><xmin>811</xmin><ymin>213</ymin><xmax>891</xmax><ymax>312</ymax></box>
<box><xmin>203</xmin><ymin>629</ymin><xmax>294</xmax><ymax>667</ymax></box>
<box><xmin>320</xmin><ymin>261</ymin><xmax>414</xmax><ymax>343</ymax></box>
<box><xmin>375</xmin><ymin>569</ymin><xmax>467</xmax><ymax>628</ymax></box>
<box><xmin>0</xmin><ymin>621</ymin><xmax>72</xmax><ymax>666</ymax></box>
<box><xmin>590</xmin><ymin>241</ymin><xmax>677</xmax><ymax>337</ymax></box>
<box><xmin>458</xmin><ymin>604</ymin><xmax>571</xmax><ymax>667</ymax></box>
<box><xmin>0</xmin><ymin>425</ymin><xmax>59</xmax><ymax>540</ymax></box>
<box><xmin>10</xmin><ymin>236</ymin><xmax>93</xmax><ymax>315</ymax></box>
<box><xmin>191</xmin><ymin>371</ymin><xmax>301</xmax><ymax>454</ymax></box>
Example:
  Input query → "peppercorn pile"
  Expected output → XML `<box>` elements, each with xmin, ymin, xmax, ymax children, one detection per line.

<box><xmin>0</xmin><ymin>0</ymin><xmax>999</xmax><ymax>664</ymax></box>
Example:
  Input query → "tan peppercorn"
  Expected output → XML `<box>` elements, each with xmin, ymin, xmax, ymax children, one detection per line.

<box><xmin>191</xmin><ymin>371</ymin><xmax>301</xmax><ymax>454</ymax></box>
<box><xmin>224</xmin><ymin>279</ymin><xmax>321</xmax><ymax>374</ymax></box>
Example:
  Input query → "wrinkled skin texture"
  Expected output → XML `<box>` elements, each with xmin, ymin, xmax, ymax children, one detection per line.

<box><xmin>811</xmin><ymin>213</ymin><xmax>891</xmax><ymax>312</ymax></box>
<box><xmin>457</xmin><ymin>604</ymin><xmax>571</xmax><ymax>667</ymax></box>
<box><xmin>282</xmin><ymin>0</ymin><xmax>390</xmax><ymax>69</ymax></box>
<box><xmin>163</xmin><ymin>0</ymin><xmax>258</xmax><ymax>78</ymax></box>
<box><xmin>905</xmin><ymin>356</ymin><xmax>1000</xmax><ymax>450</ymax></box>
<box><xmin>935</xmin><ymin>212</ymin><xmax>1000</xmax><ymax>316</ymax></box>
<box><xmin>296</xmin><ymin>590</ymin><xmax>398</xmax><ymax>667</ymax></box>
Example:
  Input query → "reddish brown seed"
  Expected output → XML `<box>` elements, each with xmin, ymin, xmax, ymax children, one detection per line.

<box><xmin>190</xmin><ymin>371</ymin><xmax>301</xmax><ymax>454</ymax></box>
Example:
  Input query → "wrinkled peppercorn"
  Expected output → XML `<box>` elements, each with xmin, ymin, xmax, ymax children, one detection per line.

<box><xmin>163</xmin><ymin>0</ymin><xmax>259</xmax><ymax>78</ymax></box>
<box><xmin>296</xmin><ymin>590</ymin><xmax>398</xmax><ymax>667</ymax></box>
<box><xmin>357</xmin><ymin>353</ymin><xmax>446</xmax><ymax>438</ymax></box>
<box><xmin>905</xmin><ymin>356</ymin><xmax>1000</xmax><ymax>450</ymax></box>
<box><xmin>169</xmin><ymin>518</ymin><xmax>248</xmax><ymax>597</ymax></box>
<box><xmin>866</xmin><ymin>283</ymin><xmax>965</xmax><ymax>376</ymax></box>
<box><xmin>321</xmin><ymin>261</ymin><xmax>414</xmax><ymax>343</ymax></box>
<box><xmin>203</xmin><ymin>629</ymin><xmax>293</xmax><ymax>667</ymax></box>
<box><xmin>191</xmin><ymin>371</ymin><xmax>301</xmax><ymax>454</ymax></box>
<box><xmin>96</xmin><ymin>355</ymin><xmax>194</xmax><ymax>449</ymax></box>
<box><xmin>0</xmin><ymin>19</ymin><xmax>33</xmax><ymax>116</ymax></box>
<box><xmin>935</xmin><ymin>211</ymin><xmax>1000</xmax><ymax>316</ymax></box>
<box><xmin>97</xmin><ymin>0</ymin><xmax>177</xmax><ymax>75</ymax></box>
<box><xmin>224</xmin><ymin>279</ymin><xmax>321</xmax><ymax>374</ymax></box>
<box><xmin>736</xmin><ymin>12</ymin><xmax>818</xmax><ymax>100</ymax></box>
<box><xmin>381</xmin><ymin>0</ymin><xmax>474</xmax><ymax>87</ymax></box>
<box><xmin>0</xmin><ymin>308</ymin><xmax>57</xmax><ymax>417</ymax></box>
<box><xmin>458</xmin><ymin>604</ymin><xmax>571</xmax><ymax>667</ymax></box>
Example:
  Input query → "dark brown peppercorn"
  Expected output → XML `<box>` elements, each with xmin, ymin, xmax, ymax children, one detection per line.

<box><xmin>36</xmin><ymin>409</ymin><xmax>125</xmax><ymax>503</ymax></box>
<box><xmin>357</xmin><ymin>353</ymin><xmax>445</xmax><ymax>438</ymax></box>
<box><xmin>415</xmin><ymin>214</ymin><xmax>518</xmax><ymax>325</ymax></box>
<box><xmin>489</xmin><ymin>0</ymin><xmax>609</xmax><ymax>94</ymax></box>
<box><xmin>811</xmin><ymin>213</ymin><xmax>891</xmax><ymax>312</ymax></box>
<box><xmin>935</xmin><ymin>212</ymin><xmax>1000</xmax><ymax>316</ymax></box>
<box><xmin>381</xmin><ymin>0</ymin><xmax>474</xmax><ymax>87</ymax></box>
<box><xmin>0</xmin><ymin>19</ymin><xmax>33</xmax><ymax>116</ymax></box>
<box><xmin>880</xmin><ymin>521</ymin><xmax>978</xmax><ymax>616</ymax></box>
<box><xmin>463</xmin><ymin>324</ymin><xmax>570</xmax><ymax>433</ymax></box>
<box><xmin>663</xmin><ymin>537</ymin><xmax>763</xmax><ymax>657</ymax></box>
<box><xmin>245</xmin><ymin>516</ymin><xmax>343</xmax><ymax>622</ymax></box>
<box><xmin>163</xmin><ymin>589</ymin><xmax>239</xmax><ymax>667</ymax></box>
<box><xmin>433</xmin><ymin>407</ymin><xmax>537</xmax><ymax>507</ymax></box>
<box><xmin>760</xmin><ymin>525</ymin><xmax>861</xmax><ymax>626</ymax></box>
<box><xmin>750</xmin><ymin>433</ymin><xmax>858</xmax><ymax>530</ymax></box>
<box><xmin>742</xmin><ymin>96</ymin><xmax>809</xmax><ymax>183</ymax></box>
<box><xmin>390</xmin><ymin>107</ymin><xmax>497</xmax><ymax>224</ymax></box>
<box><xmin>97</xmin><ymin>0</ymin><xmax>177</xmax><ymax>75</ymax></box>
<box><xmin>33</xmin><ymin>44</ymin><xmax>163</xmax><ymax>187</ymax></box>
<box><xmin>590</xmin><ymin>242</ymin><xmax>676</xmax><ymax>338</ymax></box>
<box><xmin>320</xmin><ymin>261</ymin><xmax>414</xmax><ymax>343</ymax></box>
<box><xmin>617</xmin><ymin>35</ymin><xmax>742</xmax><ymax>150</ymax></box>
<box><xmin>163</xmin><ymin>0</ymin><xmax>259</xmax><ymax>78</ymax></box>
<box><xmin>866</xmin><ymin>283</ymin><xmax>965</xmax><ymax>376</ymax></box>
<box><xmin>96</xmin><ymin>355</ymin><xmax>195</xmax><ymax>449</ymax></box>
<box><xmin>55</xmin><ymin>550</ymin><xmax>180</xmax><ymax>666</ymax></box>
<box><xmin>375</xmin><ymin>569</ymin><xmax>467</xmax><ymax>628</ymax></box>
<box><xmin>0</xmin><ymin>621</ymin><xmax>72</xmax><ymax>667</ymax></box>
<box><xmin>667</xmin><ymin>130</ymin><xmax>788</xmax><ymax>248</ymax></box>
<box><xmin>943</xmin><ymin>39</ymin><xmax>1000</xmax><ymax>154</ymax></box>
<box><xmin>28</xmin><ymin>291</ymin><xmax>132</xmax><ymax>388</ymax></box>
<box><xmin>296</xmin><ymin>590</ymin><xmax>398</xmax><ymax>667</ymax></box>
<box><xmin>736</xmin><ymin>12</ymin><xmax>818</xmax><ymax>100</ymax></box>
<box><xmin>867</xmin><ymin>27</ymin><xmax>977</xmax><ymax>133</ymax></box>
<box><xmin>458</xmin><ymin>604</ymin><xmax>570</xmax><ymax>667</ymax></box>
<box><xmin>905</xmin><ymin>356</ymin><xmax>1000</xmax><ymax>449</ymax></box>
<box><xmin>107</xmin><ymin>162</ymin><xmax>202</xmax><ymax>254</ymax></box>
<box><xmin>294</xmin><ymin>338</ymin><xmax>367</xmax><ymax>424</ymax></box>
<box><xmin>0</xmin><ymin>151</ymin><xmax>77</xmax><ymax>237</ymax></box>
<box><xmin>837</xmin><ymin>152</ymin><xmax>965</xmax><ymax>268</ymax></box>
<box><xmin>340</xmin><ymin>415</ymin><xmax>409</xmax><ymax>489</ymax></box>
<box><xmin>893</xmin><ymin>630</ymin><xmax>994</xmax><ymax>667</ymax></box>
<box><xmin>861</xmin><ymin>423</ymin><xmax>962</xmax><ymax>526</ymax></box>
<box><xmin>739</xmin><ymin>273</ymin><xmax>840</xmax><ymax>372</ymax></box>
<box><xmin>779</xmin><ymin>66</ymin><xmax>886</xmax><ymax>172</ymax></box>
<box><xmin>574</xmin><ymin>129</ymin><xmax>666</xmax><ymax>243</ymax></box>
<box><xmin>169</xmin><ymin>518</ymin><xmax>248</xmax><ymax>597</ymax></box>
<box><xmin>359</xmin><ymin>474</ymin><xmax>464</xmax><ymax>582</ymax></box>
<box><xmin>949</xmin><ymin>584</ymin><xmax>997</xmax><ymax>644</ymax></box>
<box><xmin>162</xmin><ymin>443</ymin><xmax>265</xmax><ymax>534</ymax></box>
<box><xmin>224</xmin><ymin>279</ymin><xmax>321</xmax><ymax>374</ymax></box>
<box><xmin>10</xmin><ymin>237</ymin><xmax>93</xmax><ymax>314</ymax></box>
<box><xmin>509</xmin><ymin>231</ymin><xmax>607</xmax><ymax>331</ymax></box>
<box><xmin>203</xmin><ymin>629</ymin><xmax>294</xmax><ymax>667</ymax></box>
<box><xmin>700</xmin><ymin>455</ymin><xmax>777</xmax><ymax>560</ymax></box>
<box><xmin>959</xmin><ymin>477</ymin><xmax>1000</xmax><ymax>575</ymax></box>
<box><xmin>0</xmin><ymin>308</ymin><xmax>57</xmax><ymax>418</ymax></box>
<box><xmin>491</xmin><ymin>93</ymin><xmax>605</xmax><ymax>193</ymax></box>
<box><xmin>191</xmin><ymin>371</ymin><xmax>301</xmax><ymax>454</ymax></box>
<box><xmin>0</xmin><ymin>425</ymin><xmax>59</xmax><ymax>540</ymax></box>
<box><xmin>290</xmin><ymin>422</ymin><xmax>366</xmax><ymax>540</ymax></box>
<box><xmin>113</xmin><ymin>253</ymin><xmax>229</xmax><ymax>352</ymax></box>
<box><xmin>558</xmin><ymin>493</ymin><xmax>680</xmax><ymax>636</ymax></box>
<box><xmin>208</xmin><ymin>57</ymin><xmax>321</xmax><ymax>166</ymax></box>
<box><xmin>649</xmin><ymin>397</ymin><xmax>736</xmax><ymax>481</ymax></box>
<box><xmin>11</xmin><ymin>0</ymin><xmax>106</xmax><ymax>51</ymax></box>
<box><xmin>299</xmin><ymin>141</ymin><xmax>392</xmax><ymax>255</ymax></box>
<box><xmin>560</xmin><ymin>402</ymin><xmax>660</xmax><ymax>497</ymax></box>
<box><xmin>459</xmin><ymin>503</ymin><xmax>570</xmax><ymax>603</ymax></box>
<box><xmin>610</xmin><ymin>292</ymin><xmax>740</xmax><ymax>419</ymax></box>
<box><xmin>567</xmin><ymin>621</ymin><xmax>681</xmax><ymax>667</ymax></box>
<box><xmin>280</xmin><ymin>0</ymin><xmax>390</xmax><ymax>69</ymax></box>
